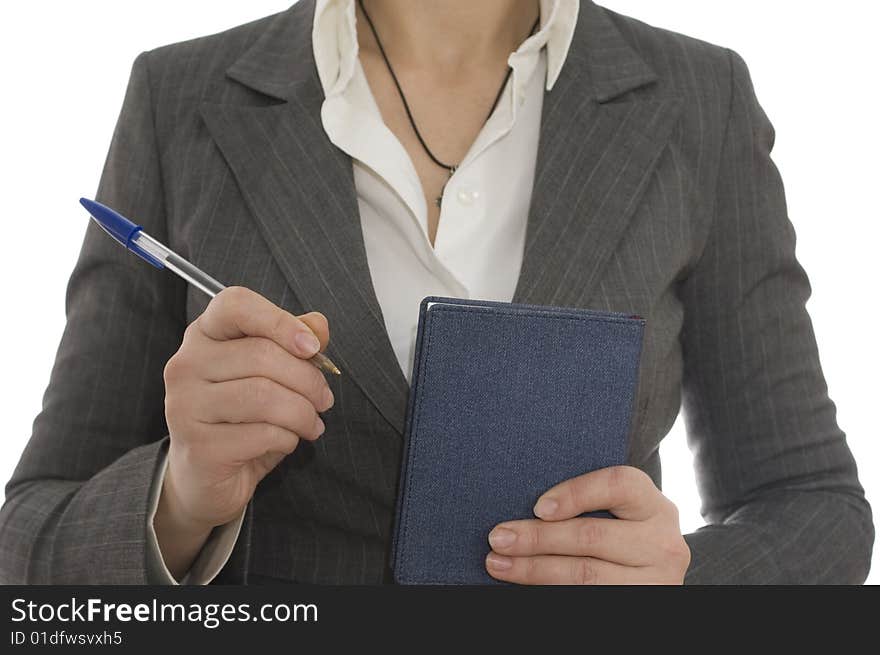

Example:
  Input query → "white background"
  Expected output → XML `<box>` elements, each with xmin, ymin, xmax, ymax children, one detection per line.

<box><xmin>0</xmin><ymin>1</ymin><xmax>877</xmax><ymax>582</ymax></box>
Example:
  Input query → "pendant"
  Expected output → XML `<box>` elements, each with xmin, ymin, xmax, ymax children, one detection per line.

<box><xmin>436</xmin><ymin>165</ymin><xmax>458</xmax><ymax>209</ymax></box>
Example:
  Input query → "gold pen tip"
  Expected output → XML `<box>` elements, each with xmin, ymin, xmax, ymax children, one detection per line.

<box><xmin>311</xmin><ymin>351</ymin><xmax>341</xmax><ymax>375</ymax></box>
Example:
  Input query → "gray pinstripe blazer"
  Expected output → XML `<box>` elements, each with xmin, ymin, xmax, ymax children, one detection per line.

<box><xmin>1</xmin><ymin>0</ymin><xmax>872</xmax><ymax>584</ymax></box>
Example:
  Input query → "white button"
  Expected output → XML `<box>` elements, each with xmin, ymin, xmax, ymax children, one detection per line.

<box><xmin>457</xmin><ymin>189</ymin><xmax>479</xmax><ymax>206</ymax></box>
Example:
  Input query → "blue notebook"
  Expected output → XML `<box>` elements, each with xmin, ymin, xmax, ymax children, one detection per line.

<box><xmin>391</xmin><ymin>296</ymin><xmax>646</xmax><ymax>585</ymax></box>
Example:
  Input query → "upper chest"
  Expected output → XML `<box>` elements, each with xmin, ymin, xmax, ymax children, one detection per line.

<box><xmin>357</xmin><ymin>47</ymin><xmax>522</xmax><ymax>244</ymax></box>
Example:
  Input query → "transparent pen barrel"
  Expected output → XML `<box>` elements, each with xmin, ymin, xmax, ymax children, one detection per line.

<box><xmin>133</xmin><ymin>232</ymin><xmax>226</xmax><ymax>297</ymax></box>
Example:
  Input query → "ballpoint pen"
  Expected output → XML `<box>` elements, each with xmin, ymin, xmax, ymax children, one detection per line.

<box><xmin>78</xmin><ymin>197</ymin><xmax>341</xmax><ymax>376</ymax></box>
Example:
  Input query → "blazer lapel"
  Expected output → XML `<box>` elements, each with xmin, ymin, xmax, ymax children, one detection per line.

<box><xmin>200</xmin><ymin>0</ymin><xmax>410</xmax><ymax>436</ymax></box>
<box><xmin>513</xmin><ymin>1</ymin><xmax>684</xmax><ymax>307</ymax></box>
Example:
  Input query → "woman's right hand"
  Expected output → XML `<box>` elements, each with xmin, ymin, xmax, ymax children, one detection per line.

<box><xmin>155</xmin><ymin>286</ymin><xmax>335</xmax><ymax>578</ymax></box>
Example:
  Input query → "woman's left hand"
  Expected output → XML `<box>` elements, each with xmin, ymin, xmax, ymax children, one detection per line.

<box><xmin>485</xmin><ymin>465</ymin><xmax>691</xmax><ymax>584</ymax></box>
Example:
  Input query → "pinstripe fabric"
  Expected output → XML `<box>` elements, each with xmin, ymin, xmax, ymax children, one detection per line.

<box><xmin>0</xmin><ymin>0</ymin><xmax>872</xmax><ymax>584</ymax></box>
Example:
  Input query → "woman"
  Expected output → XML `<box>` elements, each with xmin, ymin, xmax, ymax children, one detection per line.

<box><xmin>0</xmin><ymin>0</ymin><xmax>872</xmax><ymax>584</ymax></box>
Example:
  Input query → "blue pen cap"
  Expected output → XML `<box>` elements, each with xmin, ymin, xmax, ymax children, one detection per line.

<box><xmin>79</xmin><ymin>197</ymin><xmax>164</xmax><ymax>268</ymax></box>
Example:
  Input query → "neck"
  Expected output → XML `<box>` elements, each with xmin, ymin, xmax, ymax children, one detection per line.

<box><xmin>358</xmin><ymin>0</ymin><xmax>540</xmax><ymax>72</ymax></box>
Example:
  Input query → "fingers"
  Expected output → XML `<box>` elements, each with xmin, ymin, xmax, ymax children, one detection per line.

<box><xmin>190</xmin><ymin>421</ymin><xmax>302</xmax><ymax>465</ymax></box>
<box><xmin>488</xmin><ymin>517</ymin><xmax>655</xmax><ymax>566</ymax></box>
<box><xmin>197</xmin><ymin>337</ymin><xmax>334</xmax><ymax>412</ymax></box>
<box><xmin>485</xmin><ymin>553</ymin><xmax>641</xmax><ymax>585</ymax></box>
<box><xmin>196</xmin><ymin>286</ymin><xmax>324</xmax><ymax>359</ymax></box>
<box><xmin>534</xmin><ymin>465</ymin><xmax>665</xmax><ymax>522</ymax></box>
<box><xmin>195</xmin><ymin>377</ymin><xmax>326</xmax><ymax>441</ymax></box>
<box><xmin>487</xmin><ymin>467</ymin><xmax>690</xmax><ymax>584</ymax></box>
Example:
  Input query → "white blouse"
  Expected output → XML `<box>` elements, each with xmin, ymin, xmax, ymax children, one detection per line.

<box><xmin>315</xmin><ymin>0</ymin><xmax>579</xmax><ymax>380</ymax></box>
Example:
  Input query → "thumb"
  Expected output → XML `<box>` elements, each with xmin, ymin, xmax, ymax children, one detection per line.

<box><xmin>297</xmin><ymin>311</ymin><xmax>330</xmax><ymax>351</ymax></box>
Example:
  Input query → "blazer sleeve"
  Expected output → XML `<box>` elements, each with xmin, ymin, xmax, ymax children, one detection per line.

<box><xmin>0</xmin><ymin>51</ymin><xmax>189</xmax><ymax>583</ymax></box>
<box><xmin>678</xmin><ymin>48</ymin><xmax>874</xmax><ymax>583</ymax></box>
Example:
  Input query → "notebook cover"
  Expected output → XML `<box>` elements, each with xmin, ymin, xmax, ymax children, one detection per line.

<box><xmin>390</xmin><ymin>296</ymin><xmax>646</xmax><ymax>585</ymax></box>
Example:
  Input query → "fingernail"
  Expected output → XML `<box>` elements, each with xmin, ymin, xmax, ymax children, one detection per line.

<box><xmin>314</xmin><ymin>416</ymin><xmax>325</xmax><ymax>435</ymax></box>
<box><xmin>323</xmin><ymin>387</ymin><xmax>334</xmax><ymax>409</ymax></box>
<box><xmin>488</xmin><ymin>527</ymin><xmax>517</xmax><ymax>549</ymax></box>
<box><xmin>534</xmin><ymin>497</ymin><xmax>558</xmax><ymax>519</ymax></box>
<box><xmin>486</xmin><ymin>553</ymin><xmax>512</xmax><ymax>571</ymax></box>
<box><xmin>295</xmin><ymin>332</ymin><xmax>321</xmax><ymax>356</ymax></box>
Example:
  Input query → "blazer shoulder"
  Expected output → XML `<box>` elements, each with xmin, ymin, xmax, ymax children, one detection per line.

<box><xmin>133</xmin><ymin>11</ymin><xmax>284</xmax><ymax>106</ymax></box>
<box><xmin>602</xmin><ymin>6</ymin><xmax>735</xmax><ymax>101</ymax></box>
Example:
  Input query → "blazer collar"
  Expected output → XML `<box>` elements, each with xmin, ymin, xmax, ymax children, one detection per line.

<box><xmin>202</xmin><ymin>0</ymin><xmax>682</xmax><ymax>438</ymax></box>
<box><xmin>225</xmin><ymin>0</ymin><xmax>658</xmax><ymax>104</ymax></box>
<box><xmin>225</xmin><ymin>0</ymin><xmax>316</xmax><ymax>100</ymax></box>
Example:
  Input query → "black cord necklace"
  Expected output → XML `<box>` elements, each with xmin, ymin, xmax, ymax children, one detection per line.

<box><xmin>358</xmin><ymin>0</ymin><xmax>540</xmax><ymax>208</ymax></box>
